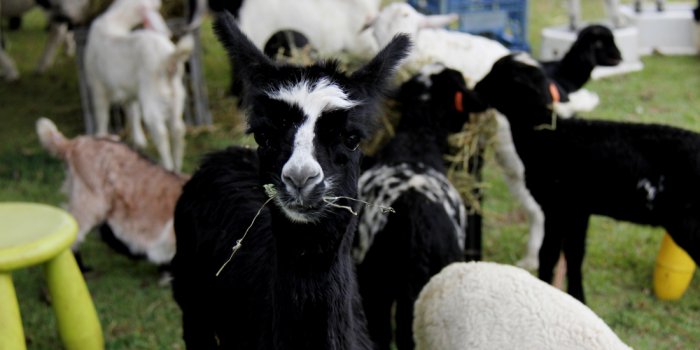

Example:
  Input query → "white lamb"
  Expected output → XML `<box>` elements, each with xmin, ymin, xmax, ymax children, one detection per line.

<box><xmin>84</xmin><ymin>0</ymin><xmax>194</xmax><ymax>172</ymax></box>
<box><xmin>236</xmin><ymin>0</ymin><xmax>381</xmax><ymax>57</ymax></box>
<box><xmin>413</xmin><ymin>262</ymin><xmax>633</xmax><ymax>350</ymax></box>
<box><xmin>371</xmin><ymin>2</ymin><xmax>510</xmax><ymax>88</ymax></box>
<box><xmin>370</xmin><ymin>2</ymin><xmax>544</xmax><ymax>269</ymax></box>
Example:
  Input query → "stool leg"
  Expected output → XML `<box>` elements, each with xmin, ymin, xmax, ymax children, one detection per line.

<box><xmin>0</xmin><ymin>273</ymin><xmax>27</xmax><ymax>350</ymax></box>
<box><xmin>44</xmin><ymin>250</ymin><xmax>103</xmax><ymax>350</ymax></box>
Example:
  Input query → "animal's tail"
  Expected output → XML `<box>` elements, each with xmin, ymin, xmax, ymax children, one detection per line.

<box><xmin>165</xmin><ymin>34</ymin><xmax>195</xmax><ymax>77</ymax></box>
<box><xmin>36</xmin><ymin>117</ymin><xmax>70</xmax><ymax>158</ymax></box>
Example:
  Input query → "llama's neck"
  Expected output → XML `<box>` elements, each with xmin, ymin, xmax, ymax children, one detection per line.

<box><xmin>555</xmin><ymin>45</ymin><xmax>596</xmax><ymax>92</ymax></box>
<box><xmin>270</xmin><ymin>210</ymin><xmax>370</xmax><ymax>350</ymax></box>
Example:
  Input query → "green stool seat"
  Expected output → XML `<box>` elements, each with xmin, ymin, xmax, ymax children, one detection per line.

<box><xmin>0</xmin><ymin>202</ymin><xmax>103</xmax><ymax>350</ymax></box>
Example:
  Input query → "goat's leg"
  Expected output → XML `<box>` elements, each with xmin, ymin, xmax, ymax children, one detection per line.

<box><xmin>36</xmin><ymin>22</ymin><xmax>68</xmax><ymax>74</ymax></box>
<box><xmin>125</xmin><ymin>101</ymin><xmax>147</xmax><ymax>148</ymax></box>
<box><xmin>168</xmin><ymin>87</ymin><xmax>187</xmax><ymax>172</ymax></box>
<box><xmin>0</xmin><ymin>47</ymin><xmax>19</xmax><ymax>81</ymax></box>
<box><xmin>90</xmin><ymin>83</ymin><xmax>111</xmax><ymax>136</ymax></box>
<box><xmin>143</xmin><ymin>115</ymin><xmax>174</xmax><ymax>170</ymax></box>
<box><xmin>562</xmin><ymin>214</ymin><xmax>591</xmax><ymax>303</ymax></box>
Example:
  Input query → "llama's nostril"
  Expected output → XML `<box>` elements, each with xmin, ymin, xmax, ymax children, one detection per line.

<box><xmin>283</xmin><ymin>168</ymin><xmax>321</xmax><ymax>191</ymax></box>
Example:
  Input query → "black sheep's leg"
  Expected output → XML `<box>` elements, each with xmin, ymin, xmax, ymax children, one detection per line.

<box><xmin>562</xmin><ymin>214</ymin><xmax>591</xmax><ymax>303</ymax></box>
<box><xmin>538</xmin><ymin>209</ymin><xmax>564</xmax><ymax>284</ymax></box>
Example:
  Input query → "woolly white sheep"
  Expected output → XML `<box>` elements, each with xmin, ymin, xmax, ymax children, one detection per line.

<box><xmin>413</xmin><ymin>262</ymin><xmax>633</xmax><ymax>350</ymax></box>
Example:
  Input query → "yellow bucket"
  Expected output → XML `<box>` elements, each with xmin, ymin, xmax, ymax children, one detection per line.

<box><xmin>653</xmin><ymin>233</ymin><xmax>696</xmax><ymax>300</ymax></box>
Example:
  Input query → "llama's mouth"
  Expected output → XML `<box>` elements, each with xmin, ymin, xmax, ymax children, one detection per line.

<box><xmin>274</xmin><ymin>187</ymin><xmax>327</xmax><ymax>223</ymax></box>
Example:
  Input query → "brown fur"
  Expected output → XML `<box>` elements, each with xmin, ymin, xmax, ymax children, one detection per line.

<box><xmin>37</xmin><ymin>118</ymin><xmax>187</xmax><ymax>264</ymax></box>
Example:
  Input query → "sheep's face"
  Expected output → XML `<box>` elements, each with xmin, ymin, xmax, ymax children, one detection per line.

<box><xmin>578</xmin><ymin>25</ymin><xmax>622</xmax><ymax>67</ymax></box>
<box><xmin>474</xmin><ymin>54</ymin><xmax>553</xmax><ymax>125</ymax></box>
<box><xmin>214</xmin><ymin>12</ymin><xmax>410</xmax><ymax>223</ymax></box>
<box><xmin>396</xmin><ymin>64</ymin><xmax>477</xmax><ymax>133</ymax></box>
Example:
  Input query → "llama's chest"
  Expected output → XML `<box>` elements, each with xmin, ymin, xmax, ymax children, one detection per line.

<box><xmin>355</xmin><ymin>162</ymin><xmax>466</xmax><ymax>262</ymax></box>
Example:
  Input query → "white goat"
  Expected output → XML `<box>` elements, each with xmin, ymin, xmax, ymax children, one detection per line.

<box><xmin>85</xmin><ymin>0</ymin><xmax>194</xmax><ymax>172</ymax></box>
<box><xmin>370</xmin><ymin>3</ymin><xmax>545</xmax><ymax>269</ymax></box>
<box><xmin>235</xmin><ymin>0</ymin><xmax>381</xmax><ymax>57</ymax></box>
<box><xmin>414</xmin><ymin>262</ymin><xmax>632</xmax><ymax>350</ymax></box>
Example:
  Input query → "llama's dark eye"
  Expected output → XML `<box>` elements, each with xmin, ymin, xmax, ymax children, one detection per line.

<box><xmin>254</xmin><ymin>131</ymin><xmax>270</xmax><ymax>148</ymax></box>
<box><xmin>344</xmin><ymin>134</ymin><xmax>361</xmax><ymax>151</ymax></box>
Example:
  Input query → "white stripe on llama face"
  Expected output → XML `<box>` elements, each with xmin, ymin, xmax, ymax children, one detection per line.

<box><xmin>267</xmin><ymin>78</ymin><xmax>359</xmax><ymax>221</ymax></box>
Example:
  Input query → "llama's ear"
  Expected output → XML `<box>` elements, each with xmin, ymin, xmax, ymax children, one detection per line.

<box><xmin>213</xmin><ymin>11</ymin><xmax>275</xmax><ymax>83</ymax></box>
<box><xmin>351</xmin><ymin>34</ymin><xmax>412</xmax><ymax>97</ymax></box>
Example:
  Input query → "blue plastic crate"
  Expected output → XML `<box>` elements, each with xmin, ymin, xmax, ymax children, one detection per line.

<box><xmin>407</xmin><ymin>0</ymin><xmax>530</xmax><ymax>51</ymax></box>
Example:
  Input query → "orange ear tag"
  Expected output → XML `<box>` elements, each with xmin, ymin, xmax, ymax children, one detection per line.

<box><xmin>549</xmin><ymin>83</ymin><xmax>560</xmax><ymax>103</ymax></box>
<box><xmin>454</xmin><ymin>91</ymin><xmax>464</xmax><ymax>113</ymax></box>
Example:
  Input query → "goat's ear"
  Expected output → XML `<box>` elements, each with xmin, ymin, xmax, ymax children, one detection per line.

<box><xmin>213</xmin><ymin>11</ymin><xmax>275</xmax><ymax>83</ymax></box>
<box><xmin>351</xmin><ymin>34</ymin><xmax>412</xmax><ymax>97</ymax></box>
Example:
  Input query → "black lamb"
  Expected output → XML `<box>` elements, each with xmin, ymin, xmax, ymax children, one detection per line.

<box><xmin>170</xmin><ymin>13</ymin><xmax>410</xmax><ymax>350</ymax></box>
<box><xmin>541</xmin><ymin>24</ymin><xmax>622</xmax><ymax>117</ymax></box>
<box><xmin>472</xmin><ymin>53</ymin><xmax>700</xmax><ymax>303</ymax></box>
<box><xmin>355</xmin><ymin>65</ymin><xmax>479</xmax><ymax>350</ymax></box>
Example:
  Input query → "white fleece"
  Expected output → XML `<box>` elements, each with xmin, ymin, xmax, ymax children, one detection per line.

<box><xmin>414</xmin><ymin>262</ymin><xmax>633</xmax><ymax>350</ymax></box>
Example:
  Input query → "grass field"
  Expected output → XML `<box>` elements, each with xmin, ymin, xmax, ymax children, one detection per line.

<box><xmin>1</xmin><ymin>1</ymin><xmax>699</xmax><ymax>349</ymax></box>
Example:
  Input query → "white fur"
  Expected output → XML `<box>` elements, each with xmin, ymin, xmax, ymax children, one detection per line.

<box><xmin>414</xmin><ymin>262</ymin><xmax>633</xmax><ymax>350</ymax></box>
<box><xmin>237</xmin><ymin>0</ymin><xmax>380</xmax><ymax>57</ymax></box>
<box><xmin>371</xmin><ymin>3</ymin><xmax>509</xmax><ymax>88</ymax></box>
<box><xmin>85</xmin><ymin>0</ymin><xmax>194</xmax><ymax>171</ymax></box>
<box><xmin>492</xmin><ymin>113</ymin><xmax>545</xmax><ymax>269</ymax></box>
<box><xmin>554</xmin><ymin>89</ymin><xmax>601</xmax><ymax>118</ymax></box>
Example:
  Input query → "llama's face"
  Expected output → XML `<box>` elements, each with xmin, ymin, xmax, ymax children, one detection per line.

<box><xmin>249</xmin><ymin>75</ymin><xmax>367</xmax><ymax>223</ymax></box>
<box><xmin>214</xmin><ymin>12</ymin><xmax>410</xmax><ymax>223</ymax></box>
<box><xmin>579</xmin><ymin>25</ymin><xmax>622</xmax><ymax>67</ymax></box>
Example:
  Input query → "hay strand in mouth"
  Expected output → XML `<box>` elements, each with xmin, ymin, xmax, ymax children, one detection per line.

<box><xmin>322</xmin><ymin>196</ymin><xmax>396</xmax><ymax>216</ymax></box>
<box><xmin>215</xmin><ymin>187</ymin><xmax>276</xmax><ymax>277</ymax></box>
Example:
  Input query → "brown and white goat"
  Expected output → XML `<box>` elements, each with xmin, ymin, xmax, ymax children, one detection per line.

<box><xmin>36</xmin><ymin>117</ymin><xmax>186</xmax><ymax>266</ymax></box>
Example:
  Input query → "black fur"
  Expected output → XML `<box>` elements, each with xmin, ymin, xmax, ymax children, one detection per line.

<box><xmin>171</xmin><ymin>12</ymin><xmax>410</xmax><ymax>349</ymax></box>
<box><xmin>474</xmin><ymin>55</ymin><xmax>700</xmax><ymax>303</ymax></box>
<box><xmin>541</xmin><ymin>25</ymin><xmax>621</xmax><ymax>102</ymax></box>
<box><xmin>356</xmin><ymin>67</ymin><xmax>479</xmax><ymax>349</ymax></box>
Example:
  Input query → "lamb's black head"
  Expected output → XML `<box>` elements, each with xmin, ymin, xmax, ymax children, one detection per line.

<box><xmin>576</xmin><ymin>24</ymin><xmax>622</xmax><ymax>67</ymax></box>
<box><xmin>214</xmin><ymin>12</ymin><xmax>411</xmax><ymax>223</ymax></box>
<box><xmin>398</xmin><ymin>64</ymin><xmax>486</xmax><ymax>133</ymax></box>
<box><xmin>474</xmin><ymin>53</ymin><xmax>554</xmax><ymax>125</ymax></box>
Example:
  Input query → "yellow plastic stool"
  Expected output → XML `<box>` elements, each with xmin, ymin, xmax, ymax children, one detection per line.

<box><xmin>0</xmin><ymin>202</ymin><xmax>103</xmax><ymax>350</ymax></box>
<box><xmin>653</xmin><ymin>233</ymin><xmax>697</xmax><ymax>301</ymax></box>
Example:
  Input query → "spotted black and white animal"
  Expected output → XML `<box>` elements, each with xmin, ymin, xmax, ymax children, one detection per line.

<box><xmin>473</xmin><ymin>53</ymin><xmax>700</xmax><ymax>303</ymax></box>
<box><xmin>171</xmin><ymin>12</ymin><xmax>411</xmax><ymax>350</ymax></box>
<box><xmin>355</xmin><ymin>64</ymin><xmax>480</xmax><ymax>350</ymax></box>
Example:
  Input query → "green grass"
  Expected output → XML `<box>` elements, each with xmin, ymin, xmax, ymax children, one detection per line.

<box><xmin>1</xmin><ymin>1</ymin><xmax>700</xmax><ymax>349</ymax></box>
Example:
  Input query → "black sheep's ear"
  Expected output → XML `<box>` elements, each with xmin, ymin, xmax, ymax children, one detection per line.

<box><xmin>213</xmin><ymin>11</ymin><xmax>275</xmax><ymax>86</ymax></box>
<box><xmin>351</xmin><ymin>34</ymin><xmax>412</xmax><ymax>98</ymax></box>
